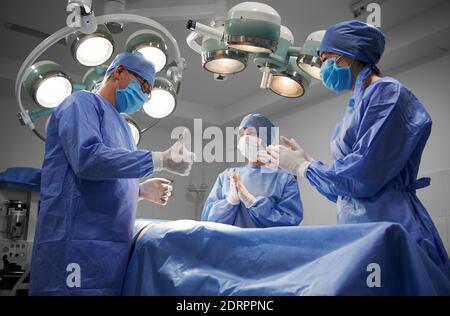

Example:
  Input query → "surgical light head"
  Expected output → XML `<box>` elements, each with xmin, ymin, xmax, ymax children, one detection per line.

<box><xmin>225</xmin><ymin>2</ymin><xmax>281</xmax><ymax>54</ymax></box>
<box><xmin>202</xmin><ymin>38</ymin><xmax>248</xmax><ymax>75</ymax></box>
<box><xmin>296</xmin><ymin>30</ymin><xmax>326</xmax><ymax>80</ymax></box>
<box><xmin>23</xmin><ymin>61</ymin><xmax>73</xmax><ymax>108</ymax></box>
<box><xmin>126</xmin><ymin>30</ymin><xmax>168</xmax><ymax>73</ymax></box>
<box><xmin>253</xmin><ymin>25</ymin><xmax>294</xmax><ymax>89</ymax></box>
<box><xmin>270</xmin><ymin>57</ymin><xmax>311</xmax><ymax>98</ymax></box>
<box><xmin>67</xmin><ymin>24</ymin><xmax>114</xmax><ymax>67</ymax></box>
<box><xmin>82</xmin><ymin>65</ymin><xmax>108</xmax><ymax>91</ymax></box>
<box><xmin>143</xmin><ymin>77</ymin><xmax>177</xmax><ymax>119</ymax></box>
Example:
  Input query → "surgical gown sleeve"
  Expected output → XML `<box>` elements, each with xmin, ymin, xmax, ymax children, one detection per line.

<box><xmin>247</xmin><ymin>175</ymin><xmax>303</xmax><ymax>227</ymax></box>
<box><xmin>58</xmin><ymin>96</ymin><xmax>153</xmax><ymax>180</ymax></box>
<box><xmin>306</xmin><ymin>81</ymin><xmax>430</xmax><ymax>198</ymax></box>
<box><xmin>201</xmin><ymin>173</ymin><xmax>240</xmax><ymax>225</ymax></box>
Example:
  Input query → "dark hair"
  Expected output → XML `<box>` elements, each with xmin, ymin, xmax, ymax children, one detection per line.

<box><xmin>371</xmin><ymin>65</ymin><xmax>382</xmax><ymax>76</ymax></box>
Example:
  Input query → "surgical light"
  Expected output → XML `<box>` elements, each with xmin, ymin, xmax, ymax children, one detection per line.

<box><xmin>82</xmin><ymin>65</ymin><xmax>108</xmax><ymax>91</ymax></box>
<box><xmin>16</xmin><ymin>13</ymin><xmax>185</xmax><ymax>143</ymax></box>
<box><xmin>143</xmin><ymin>77</ymin><xmax>177</xmax><ymax>119</ymax></box>
<box><xmin>225</xmin><ymin>2</ymin><xmax>281</xmax><ymax>54</ymax></box>
<box><xmin>121</xmin><ymin>114</ymin><xmax>141</xmax><ymax>145</ymax></box>
<box><xmin>296</xmin><ymin>30</ymin><xmax>325</xmax><ymax>80</ymax></box>
<box><xmin>126</xmin><ymin>30</ymin><xmax>168</xmax><ymax>72</ymax></box>
<box><xmin>202</xmin><ymin>38</ymin><xmax>248</xmax><ymax>75</ymax></box>
<box><xmin>23</xmin><ymin>61</ymin><xmax>73</xmax><ymax>108</ymax></box>
<box><xmin>254</xmin><ymin>25</ymin><xmax>295</xmax><ymax>89</ymax></box>
<box><xmin>67</xmin><ymin>24</ymin><xmax>115</xmax><ymax>67</ymax></box>
<box><xmin>270</xmin><ymin>58</ymin><xmax>311</xmax><ymax>98</ymax></box>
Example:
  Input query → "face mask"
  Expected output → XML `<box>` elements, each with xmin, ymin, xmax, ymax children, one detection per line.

<box><xmin>238</xmin><ymin>135</ymin><xmax>266</xmax><ymax>162</ymax></box>
<box><xmin>320</xmin><ymin>57</ymin><xmax>353</xmax><ymax>93</ymax></box>
<box><xmin>115</xmin><ymin>80</ymin><xmax>147</xmax><ymax>114</ymax></box>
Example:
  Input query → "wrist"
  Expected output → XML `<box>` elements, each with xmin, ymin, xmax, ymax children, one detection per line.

<box><xmin>152</xmin><ymin>151</ymin><xmax>164</xmax><ymax>171</ymax></box>
<box><xmin>242</xmin><ymin>195</ymin><xmax>257</xmax><ymax>208</ymax></box>
<box><xmin>227</xmin><ymin>196</ymin><xmax>240</xmax><ymax>205</ymax></box>
<box><xmin>297</xmin><ymin>160</ymin><xmax>312</xmax><ymax>178</ymax></box>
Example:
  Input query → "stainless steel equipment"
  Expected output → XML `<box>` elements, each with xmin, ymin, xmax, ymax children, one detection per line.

<box><xmin>0</xmin><ymin>188</ymin><xmax>39</xmax><ymax>295</ymax></box>
<box><xmin>6</xmin><ymin>201</ymin><xmax>28</xmax><ymax>240</ymax></box>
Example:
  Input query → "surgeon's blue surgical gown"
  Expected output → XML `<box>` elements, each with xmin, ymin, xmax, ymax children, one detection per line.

<box><xmin>202</xmin><ymin>166</ymin><xmax>303</xmax><ymax>228</ymax></box>
<box><xmin>305</xmin><ymin>74</ymin><xmax>450</xmax><ymax>277</ymax></box>
<box><xmin>29</xmin><ymin>91</ymin><xmax>154</xmax><ymax>295</ymax></box>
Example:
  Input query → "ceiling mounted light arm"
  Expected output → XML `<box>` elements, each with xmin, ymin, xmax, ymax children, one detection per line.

<box><xmin>186</xmin><ymin>32</ymin><xmax>203</xmax><ymax>55</ymax></box>
<box><xmin>287</xmin><ymin>46</ymin><xmax>302</xmax><ymax>57</ymax></box>
<box><xmin>67</xmin><ymin>0</ymin><xmax>97</xmax><ymax>34</ymax></box>
<box><xmin>253</xmin><ymin>25</ymin><xmax>295</xmax><ymax>90</ymax></box>
<box><xmin>15</xmin><ymin>13</ymin><xmax>185</xmax><ymax>138</ymax></box>
<box><xmin>186</xmin><ymin>20</ymin><xmax>224</xmax><ymax>41</ymax></box>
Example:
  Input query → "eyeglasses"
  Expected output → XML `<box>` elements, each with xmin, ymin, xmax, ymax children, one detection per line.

<box><xmin>127</xmin><ymin>70</ymin><xmax>152</xmax><ymax>100</ymax></box>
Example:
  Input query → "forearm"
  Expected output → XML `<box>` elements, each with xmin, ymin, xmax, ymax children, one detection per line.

<box><xmin>202</xmin><ymin>200</ymin><xmax>240</xmax><ymax>225</ymax></box>
<box><xmin>73</xmin><ymin>144</ymin><xmax>154</xmax><ymax>180</ymax></box>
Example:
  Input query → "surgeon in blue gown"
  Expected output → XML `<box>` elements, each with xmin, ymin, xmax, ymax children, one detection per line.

<box><xmin>202</xmin><ymin>113</ymin><xmax>303</xmax><ymax>228</ymax></box>
<box><xmin>29</xmin><ymin>52</ymin><xmax>195</xmax><ymax>295</ymax></box>
<box><xmin>260</xmin><ymin>21</ymin><xmax>450</xmax><ymax>278</ymax></box>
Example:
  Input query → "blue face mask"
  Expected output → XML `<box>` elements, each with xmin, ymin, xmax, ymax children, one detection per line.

<box><xmin>115</xmin><ymin>80</ymin><xmax>147</xmax><ymax>114</ymax></box>
<box><xmin>320</xmin><ymin>57</ymin><xmax>353</xmax><ymax>93</ymax></box>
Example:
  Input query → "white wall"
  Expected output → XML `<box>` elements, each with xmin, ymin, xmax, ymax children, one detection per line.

<box><xmin>273</xmin><ymin>53</ymin><xmax>450</xmax><ymax>252</ymax></box>
<box><xmin>0</xmin><ymin>96</ymin><xmax>226</xmax><ymax>222</ymax></box>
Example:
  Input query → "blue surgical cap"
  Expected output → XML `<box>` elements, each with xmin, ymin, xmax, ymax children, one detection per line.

<box><xmin>239</xmin><ymin>113</ymin><xmax>275</xmax><ymax>145</ymax></box>
<box><xmin>106</xmin><ymin>52</ymin><xmax>156</xmax><ymax>86</ymax></box>
<box><xmin>318</xmin><ymin>20</ymin><xmax>386</xmax><ymax>66</ymax></box>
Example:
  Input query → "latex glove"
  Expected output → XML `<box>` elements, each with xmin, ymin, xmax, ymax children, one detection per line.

<box><xmin>152</xmin><ymin>129</ymin><xmax>196</xmax><ymax>176</ymax></box>
<box><xmin>234</xmin><ymin>174</ymin><xmax>257</xmax><ymax>208</ymax></box>
<box><xmin>227</xmin><ymin>172</ymin><xmax>240</xmax><ymax>205</ymax></box>
<box><xmin>260</xmin><ymin>136</ymin><xmax>313</xmax><ymax>178</ymax></box>
<box><xmin>139</xmin><ymin>178</ymin><xmax>173</xmax><ymax>205</ymax></box>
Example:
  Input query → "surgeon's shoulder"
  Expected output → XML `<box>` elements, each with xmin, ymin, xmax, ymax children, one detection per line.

<box><xmin>365</xmin><ymin>77</ymin><xmax>404</xmax><ymax>106</ymax></box>
<box><xmin>54</xmin><ymin>90</ymin><xmax>104</xmax><ymax>116</ymax></box>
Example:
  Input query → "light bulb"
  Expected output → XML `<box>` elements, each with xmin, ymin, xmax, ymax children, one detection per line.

<box><xmin>228</xmin><ymin>44</ymin><xmax>272</xmax><ymax>54</ymax></box>
<box><xmin>270</xmin><ymin>75</ymin><xmax>304</xmax><ymax>98</ymax></box>
<box><xmin>36</xmin><ymin>76</ymin><xmax>72</xmax><ymax>108</ymax></box>
<box><xmin>205</xmin><ymin>58</ymin><xmax>246</xmax><ymax>74</ymax></box>
<box><xmin>76</xmin><ymin>37</ymin><xmax>114</xmax><ymax>67</ymax></box>
<box><xmin>143</xmin><ymin>89</ymin><xmax>176</xmax><ymax>119</ymax></box>
<box><xmin>137</xmin><ymin>46</ymin><xmax>167</xmax><ymax>72</ymax></box>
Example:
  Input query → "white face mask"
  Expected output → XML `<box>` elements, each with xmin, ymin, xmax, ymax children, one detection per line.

<box><xmin>238</xmin><ymin>135</ymin><xmax>266</xmax><ymax>162</ymax></box>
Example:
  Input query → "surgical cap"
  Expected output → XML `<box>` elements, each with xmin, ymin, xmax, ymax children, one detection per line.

<box><xmin>318</xmin><ymin>20</ymin><xmax>386</xmax><ymax>66</ymax></box>
<box><xmin>239</xmin><ymin>113</ymin><xmax>275</xmax><ymax>145</ymax></box>
<box><xmin>106</xmin><ymin>52</ymin><xmax>156</xmax><ymax>86</ymax></box>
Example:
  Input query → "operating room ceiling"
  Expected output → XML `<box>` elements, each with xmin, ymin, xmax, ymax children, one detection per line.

<box><xmin>0</xmin><ymin>0</ymin><xmax>449</xmax><ymax>127</ymax></box>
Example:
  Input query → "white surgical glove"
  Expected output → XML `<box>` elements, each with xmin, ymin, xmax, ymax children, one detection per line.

<box><xmin>139</xmin><ymin>178</ymin><xmax>173</xmax><ymax>205</ymax></box>
<box><xmin>234</xmin><ymin>174</ymin><xmax>257</xmax><ymax>208</ymax></box>
<box><xmin>227</xmin><ymin>172</ymin><xmax>240</xmax><ymax>205</ymax></box>
<box><xmin>260</xmin><ymin>136</ymin><xmax>313</xmax><ymax>178</ymax></box>
<box><xmin>152</xmin><ymin>129</ymin><xmax>196</xmax><ymax>176</ymax></box>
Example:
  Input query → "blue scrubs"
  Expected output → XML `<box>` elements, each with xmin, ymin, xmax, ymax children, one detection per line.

<box><xmin>305</xmin><ymin>68</ymin><xmax>450</xmax><ymax>277</ymax></box>
<box><xmin>29</xmin><ymin>91</ymin><xmax>154</xmax><ymax>295</ymax></box>
<box><xmin>202</xmin><ymin>166</ymin><xmax>303</xmax><ymax>228</ymax></box>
